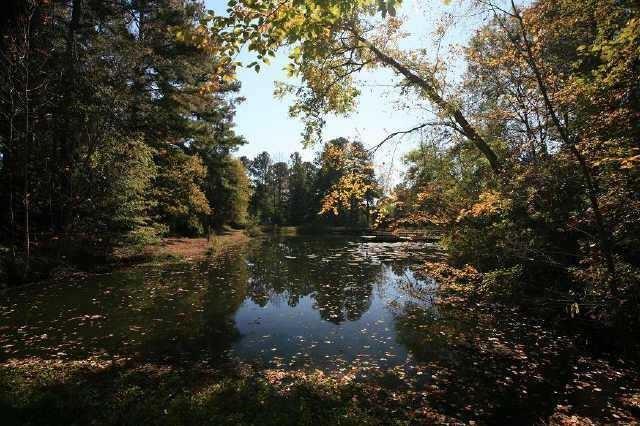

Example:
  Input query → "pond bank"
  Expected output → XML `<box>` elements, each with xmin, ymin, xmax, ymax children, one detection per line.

<box><xmin>140</xmin><ymin>230</ymin><xmax>250</xmax><ymax>261</ymax></box>
<box><xmin>261</xmin><ymin>225</ymin><xmax>443</xmax><ymax>242</ymax></box>
<box><xmin>1</xmin><ymin>231</ymin><xmax>252</xmax><ymax>290</ymax></box>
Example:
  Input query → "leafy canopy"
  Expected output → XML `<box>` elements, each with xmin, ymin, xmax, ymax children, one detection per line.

<box><xmin>177</xmin><ymin>1</ymin><xmax>407</xmax><ymax>143</ymax></box>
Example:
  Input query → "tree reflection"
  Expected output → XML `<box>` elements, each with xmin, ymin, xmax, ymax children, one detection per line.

<box><xmin>0</xmin><ymin>250</ymin><xmax>252</xmax><ymax>364</ymax></box>
<box><xmin>109</xmin><ymin>251</ymin><xmax>250</xmax><ymax>363</ymax></box>
<box><xmin>198</xmin><ymin>250</ymin><xmax>249</xmax><ymax>359</ymax></box>
<box><xmin>245</xmin><ymin>237</ymin><xmax>382</xmax><ymax>323</ymax></box>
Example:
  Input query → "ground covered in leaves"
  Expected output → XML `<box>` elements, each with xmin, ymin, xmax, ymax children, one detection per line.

<box><xmin>2</xmin><ymin>301</ymin><xmax>639</xmax><ymax>425</ymax></box>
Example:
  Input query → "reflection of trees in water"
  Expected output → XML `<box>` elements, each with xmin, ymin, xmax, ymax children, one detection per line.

<box><xmin>3</xmin><ymin>253</ymin><xmax>254</xmax><ymax>363</ymax></box>
<box><xmin>199</xmin><ymin>250</ymin><xmax>249</xmax><ymax>357</ymax></box>
<box><xmin>0</xmin><ymin>237</ymin><xmax>427</xmax><ymax>361</ymax></box>
<box><xmin>389</xmin><ymin>267</ymin><xmax>476</xmax><ymax>365</ymax></box>
<box><xmin>392</xmin><ymin>302</ymin><xmax>452</xmax><ymax>363</ymax></box>
<box><xmin>244</xmin><ymin>239</ymin><xmax>292</xmax><ymax>306</ymax></box>
<box><xmin>127</xmin><ymin>252</ymin><xmax>250</xmax><ymax>362</ymax></box>
<box><xmin>245</xmin><ymin>237</ymin><xmax>383</xmax><ymax>324</ymax></box>
<box><xmin>394</xmin><ymin>270</ymin><xmax>437</xmax><ymax>307</ymax></box>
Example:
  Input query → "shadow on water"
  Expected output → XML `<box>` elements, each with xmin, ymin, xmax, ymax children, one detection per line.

<box><xmin>1</xmin><ymin>235</ymin><xmax>639</xmax><ymax>424</ymax></box>
<box><xmin>0</xmin><ymin>254</ymin><xmax>248</xmax><ymax>364</ymax></box>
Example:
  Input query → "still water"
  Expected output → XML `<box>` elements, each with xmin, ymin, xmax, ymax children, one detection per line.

<box><xmin>1</xmin><ymin>236</ymin><xmax>637</xmax><ymax>422</ymax></box>
<box><xmin>0</xmin><ymin>236</ymin><xmax>440</xmax><ymax>368</ymax></box>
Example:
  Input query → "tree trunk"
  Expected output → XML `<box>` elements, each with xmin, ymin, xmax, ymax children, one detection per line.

<box><xmin>23</xmin><ymin>28</ymin><xmax>31</xmax><ymax>270</ymax></box>
<box><xmin>353</xmin><ymin>33</ymin><xmax>502</xmax><ymax>174</ymax></box>
<box><xmin>504</xmin><ymin>1</ymin><xmax>618</xmax><ymax>293</ymax></box>
<box><xmin>59</xmin><ymin>0</ymin><xmax>83</xmax><ymax>233</ymax></box>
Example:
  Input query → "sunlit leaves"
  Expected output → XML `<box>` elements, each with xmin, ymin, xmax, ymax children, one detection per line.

<box><xmin>456</xmin><ymin>190</ymin><xmax>511</xmax><ymax>221</ymax></box>
<box><xmin>321</xmin><ymin>173</ymin><xmax>376</xmax><ymax>215</ymax></box>
<box><xmin>318</xmin><ymin>141</ymin><xmax>379</xmax><ymax>217</ymax></box>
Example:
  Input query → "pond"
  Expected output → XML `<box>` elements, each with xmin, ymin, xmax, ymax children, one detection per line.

<box><xmin>1</xmin><ymin>236</ymin><xmax>638</xmax><ymax>423</ymax></box>
<box><xmin>0</xmin><ymin>236</ymin><xmax>441</xmax><ymax>369</ymax></box>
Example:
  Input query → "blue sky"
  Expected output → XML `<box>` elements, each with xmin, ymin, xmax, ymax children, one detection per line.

<box><xmin>204</xmin><ymin>0</ymin><xmax>482</xmax><ymax>187</ymax></box>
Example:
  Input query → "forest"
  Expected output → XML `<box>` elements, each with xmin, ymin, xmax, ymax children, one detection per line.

<box><xmin>1</xmin><ymin>0</ymin><xmax>639</xmax><ymax>424</ymax></box>
<box><xmin>0</xmin><ymin>0</ymin><xmax>378</xmax><ymax>282</ymax></box>
<box><xmin>241</xmin><ymin>139</ymin><xmax>378</xmax><ymax>228</ymax></box>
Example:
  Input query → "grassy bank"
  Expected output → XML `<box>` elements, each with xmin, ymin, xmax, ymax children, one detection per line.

<box><xmin>139</xmin><ymin>230</ymin><xmax>251</xmax><ymax>262</ymax></box>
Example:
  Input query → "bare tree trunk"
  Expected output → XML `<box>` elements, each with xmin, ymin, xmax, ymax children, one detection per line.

<box><xmin>8</xmin><ymin>77</ymin><xmax>16</xmax><ymax>246</ymax></box>
<box><xmin>23</xmin><ymin>16</ymin><xmax>31</xmax><ymax>270</ymax></box>
<box><xmin>59</xmin><ymin>0</ymin><xmax>83</xmax><ymax>234</ymax></box>
<box><xmin>352</xmin><ymin>32</ymin><xmax>502</xmax><ymax>174</ymax></box>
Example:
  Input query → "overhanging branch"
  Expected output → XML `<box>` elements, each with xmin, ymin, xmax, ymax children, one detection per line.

<box><xmin>369</xmin><ymin>121</ymin><xmax>445</xmax><ymax>153</ymax></box>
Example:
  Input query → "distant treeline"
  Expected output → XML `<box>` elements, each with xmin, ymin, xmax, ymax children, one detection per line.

<box><xmin>241</xmin><ymin>137</ymin><xmax>379</xmax><ymax>228</ymax></box>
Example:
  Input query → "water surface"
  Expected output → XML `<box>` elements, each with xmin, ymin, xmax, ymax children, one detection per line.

<box><xmin>0</xmin><ymin>236</ymin><xmax>440</xmax><ymax>369</ymax></box>
<box><xmin>1</xmin><ymin>236</ymin><xmax>638</xmax><ymax>423</ymax></box>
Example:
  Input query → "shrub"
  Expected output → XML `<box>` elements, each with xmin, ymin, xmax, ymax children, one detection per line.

<box><xmin>477</xmin><ymin>265</ymin><xmax>525</xmax><ymax>302</ymax></box>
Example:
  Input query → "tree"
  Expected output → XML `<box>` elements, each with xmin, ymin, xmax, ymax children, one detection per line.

<box><xmin>378</xmin><ymin>0</ymin><xmax>640</xmax><ymax>321</ymax></box>
<box><xmin>246</xmin><ymin>151</ymin><xmax>274</xmax><ymax>222</ymax></box>
<box><xmin>85</xmin><ymin>136</ymin><xmax>161</xmax><ymax>247</ymax></box>
<box><xmin>318</xmin><ymin>139</ymin><xmax>379</xmax><ymax>227</ymax></box>
<box><xmin>0</xmin><ymin>0</ymin><xmax>248</xmax><ymax>281</ymax></box>
<box><xmin>269</xmin><ymin>161</ymin><xmax>290</xmax><ymax>225</ymax></box>
<box><xmin>288</xmin><ymin>152</ymin><xmax>315</xmax><ymax>225</ymax></box>
<box><xmin>206</xmin><ymin>156</ymin><xmax>251</xmax><ymax>228</ymax></box>
<box><xmin>464</xmin><ymin>0</ymin><xmax>639</xmax><ymax>292</ymax></box>
<box><xmin>197</xmin><ymin>0</ymin><xmax>638</xmax><ymax>295</ymax></box>
<box><xmin>188</xmin><ymin>0</ymin><xmax>501</xmax><ymax>172</ymax></box>
<box><xmin>153</xmin><ymin>147</ymin><xmax>211</xmax><ymax>236</ymax></box>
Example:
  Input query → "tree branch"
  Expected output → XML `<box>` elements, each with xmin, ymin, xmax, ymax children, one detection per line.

<box><xmin>349</xmin><ymin>29</ymin><xmax>502</xmax><ymax>173</ymax></box>
<box><xmin>369</xmin><ymin>122</ymin><xmax>445</xmax><ymax>153</ymax></box>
